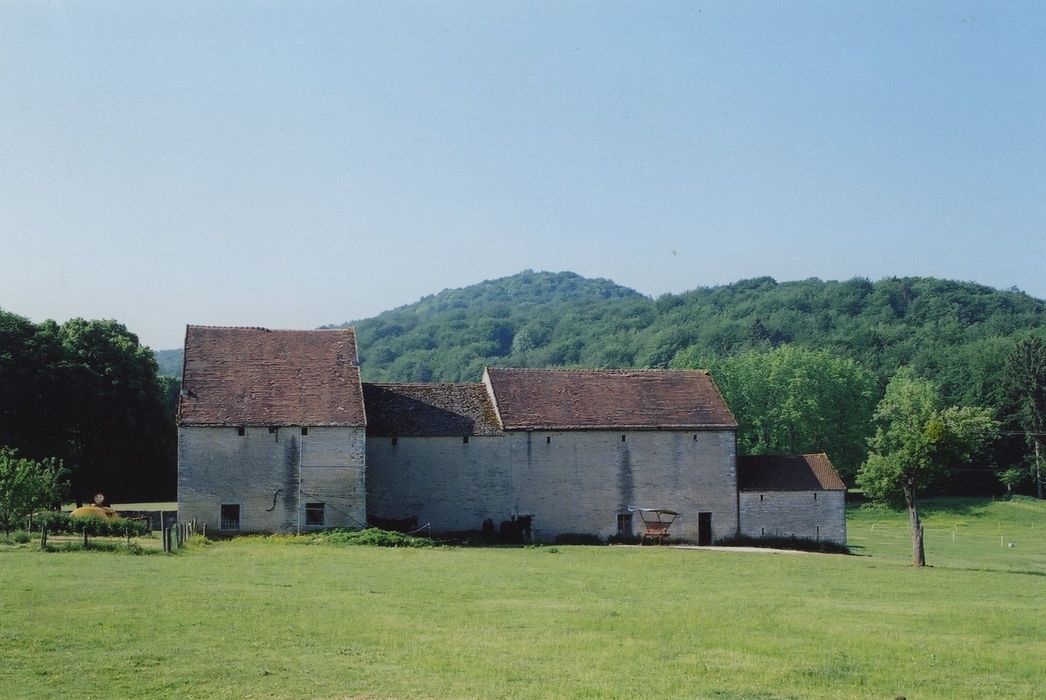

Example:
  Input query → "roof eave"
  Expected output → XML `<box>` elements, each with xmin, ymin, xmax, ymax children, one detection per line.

<box><xmin>500</xmin><ymin>423</ymin><xmax>739</xmax><ymax>431</ymax></box>
<box><xmin>178</xmin><ymin>421</ymin><xmax>367</xmax><ymax>428</ymax></box>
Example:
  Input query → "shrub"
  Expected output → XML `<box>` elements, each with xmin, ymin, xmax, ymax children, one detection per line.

<box><xmin>714</xmin><ymin>534</ymin><xmax>851</xmax><ymax>555</ymax></box>
<box><xmin>553</xmin><ymin>533</ymin><xmax>605</xmax><ymax>545</ymax></box>
<box><xmin>307</xmin><ymin>527</ymin><xmax>440</xmax><ymax>548</ymax></box>
<box><xmin>0</xmin><ymin>530</ymin><xmax>30</xmax><ymax>545</ymax></box>
<box><xmin>34</xmin><ymin>511</ymin><xmax>151</xmax><ymax>548</ymax></box>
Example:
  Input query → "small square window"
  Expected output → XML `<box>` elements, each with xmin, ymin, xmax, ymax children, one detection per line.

<box><xmin>237</xmin><ymin>427</ymin><xmax>245</xmax><ymax>436</ymax></box>
<box><xmin>301</xmin><ymin>427</ymin><xmax>308</xmax><ymax>436</ymax></box>
<box><xmin>621</xmin><ymin>434</ymin><xmax>626</xmax><ymax>442</ymax></box>
<box><xmin>463</xmin><ymin>435</ymin><xmax>469</xmax><ymax>444</ymax></box>
<box><xmin>546</xmin><ymin>436</ymin><xmax>551</xmax><ymax>444</ymax></box>
<box><xmin>759</xmin><ymin>494</ymin><xmax>764</xmax><ymax>501</ymax></box>
<box><xmin>305</xmin><ymin>502</ymin><xmax>325</xmax><ymax>527</ymax></box>
<box><xmin>220</xmin><ymin>504</ymin><xmax>240</xmax><ymax>531</ymax></box>
<box><xmin>391</xmin><ymin>436</ymin><xmax>398</xmax><ymax>446</ymax></box>
<box><xmin>693</xmin><ymin>434</ymin><xmax>698</xmax><ymax>441</ymax></box>
<box><xmin>813</xmin><ymin>492</ymin><xmax>818</xmax><ymax>501</ymax></box>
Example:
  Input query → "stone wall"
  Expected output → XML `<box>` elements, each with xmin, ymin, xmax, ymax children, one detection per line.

<box><xmin>366</xmin><ymin>429</ymin><xmax>738</xmax><ymax>542</ymax></box>
<box><xmin>178</xmin><ymin>426</ymin><xmax>366</xmax><ymax>533</ymax></box>
<box><xmin>738</xmin><ymin>490</ymin><xmax>846</xmax><ymax>544</ymax></box>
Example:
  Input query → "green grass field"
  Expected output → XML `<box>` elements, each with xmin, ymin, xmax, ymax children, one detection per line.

<box><xmin>2</xmin><ymin>498</ymin><xmax>1045</xmax><ymax>699</ymax></box>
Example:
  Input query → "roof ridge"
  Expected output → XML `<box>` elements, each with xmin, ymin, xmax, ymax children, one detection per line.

<box><xmin>485</xmin><ymin>367</ymin><xmax>710</xmax><ymax>374</ymax></box>
<box><xmin>739</xmin><ymin>453</ymin><xmax>825</xmax><ymax>459</ymax></box>
<box><xmin>363</xmin><ymin>382</ymin><xmax>486</xmax><ymax>388</ymax></box>
<box><xmin>186</xmin><ymin>324</ymin><xmax>356</xmax><ymax>333</ymax></box>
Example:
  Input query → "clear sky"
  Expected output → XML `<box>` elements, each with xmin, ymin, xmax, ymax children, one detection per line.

<box><xmin>2</xmin><ymin>1</ymin><xmax>1044</xmax><ymax>350</ymax></box>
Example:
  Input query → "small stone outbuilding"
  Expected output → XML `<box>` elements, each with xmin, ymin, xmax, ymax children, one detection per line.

<box><xmin>736</xmin><ymin>454</ymin><xmax>847</xmax><ymax>544</ymax></box>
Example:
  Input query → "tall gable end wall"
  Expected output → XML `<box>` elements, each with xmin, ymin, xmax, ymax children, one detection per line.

<box><xmin>178</xmin><ymin>426</ymin><xmax>366</xmax><ymax>533</ymax></box>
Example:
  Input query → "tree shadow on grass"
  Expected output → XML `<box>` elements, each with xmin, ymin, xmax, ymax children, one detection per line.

<box><xmin>934</xmin><ymin>564</ymin><xmax>1046</xmax><ymax>578</ymax></box>
<box><xmin>855</xmin><ymin>497</ymin><xmax>995</xmax><ymax>520</ymax></box>
<box><xmin>917</xmin><ymin>497</ymin><xmax>996</xmax><ymax>518</ymax></box>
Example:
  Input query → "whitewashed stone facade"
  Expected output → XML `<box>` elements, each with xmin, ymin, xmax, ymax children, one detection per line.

<box><xmin>738</xmin><ymin>491</ymin><xmax>846</xmax><ymax>544</ymax></box>
<box><xmin>178</xmin><ymin>425</ymin><xmax>366</xmax><ymax>533</ymax></box>
<box><xmin>367</xmin><ymin>429</ymin><xmax>737</xmax><ymax>542</ymax></box>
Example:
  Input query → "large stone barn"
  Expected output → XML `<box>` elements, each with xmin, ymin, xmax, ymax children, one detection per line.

<box><xmin>177</xmin><ymin>325</ymin><xmax>847</xmax><ymax>544</ymax></box>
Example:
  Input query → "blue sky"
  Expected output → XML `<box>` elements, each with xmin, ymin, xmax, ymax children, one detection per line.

<box><xmin>2</xmin><ymin>1</ymin><xmax>1043</xmax><ymax>349</ymax></box>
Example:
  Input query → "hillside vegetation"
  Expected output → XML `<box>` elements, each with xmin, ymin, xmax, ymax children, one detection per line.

<box><xmin>158</xmin><ymin>271</ymin><xmax>1045</xmax><ymax>406</ymax></box>
<box><xmin>326</xmin><ymin>271</ymin><xmax>1044</xmax><ymax>405</ymax></box>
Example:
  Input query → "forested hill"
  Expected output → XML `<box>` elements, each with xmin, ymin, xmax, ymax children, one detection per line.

<box><xmin>322</xmin><ymin>271</ymin><xmax>1040</xmax><ymax>404</ymax></box>
<box><xmin>159</xmin><ymin>270</ymin><xmax>1045</xmax><ymax>406</ymax></box>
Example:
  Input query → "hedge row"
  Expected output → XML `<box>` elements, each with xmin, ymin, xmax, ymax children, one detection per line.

<box><xmin>35</xmin><ymin>512</ymin><xmax>151</xmax><ymax>541</ymax></box>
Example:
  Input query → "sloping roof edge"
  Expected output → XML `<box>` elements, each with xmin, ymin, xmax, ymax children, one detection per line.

<box><xmin>737</xmin><ymin>453</ymin><xmax>847</xmax><ymax>492</ymax></box>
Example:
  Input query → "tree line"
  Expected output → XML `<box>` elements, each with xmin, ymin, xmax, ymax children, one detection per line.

<box><xmin>0</xmin><ymin>310</ymin><xmax>175</xmax><ymax>504</ymax></box>
<box><xmin>324</xmin><ymin>271</ymin><xmax>1045</xmax><ymax>489</ymax></box>
<box><xmin>3</xmin><ymin>271</ymin><xmax>1044</xmax><ymax>515</ymax></box>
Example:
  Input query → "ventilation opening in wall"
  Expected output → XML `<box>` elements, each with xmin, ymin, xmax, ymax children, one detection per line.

<box><xmin>546</xmin><ymin>436</ymin><xmax>551</xmax><ymax>444</ymax></box>
<box><xmin>236</xmin><ymin>427</ymin><xmax>245</xmax><ymax>436</ymax></box>
<box><xmin>462</xmin><ymin>435</ymin><xmax>469</xmax><ymax>444</ymax></box>
<box><xmin>621</xmin><ymin>434</ymin><xmax>626</xmax><ymax>442</ymax></box>
<box><xmin>814</xmin><ymin>492</ymin><xmax>817</xmax><ymax>501</ymax></box>
<box><xmin>693</xmin><ymin>434</ymin><xmax>698</xmax><ymax>441</ymax></box>
<box><xmin>301</xmin><ymin>427</ymin><xmax>308</xmax><ymax>436</ymax></box>
<box><xmin>268</xmin><ymin>426</ymin><xmax>278</xmax><ymax>434</ymax></box>
<box><xmin>759</xmin><ymin>494</ymin><xmax>764</xmax><ymax>501</ymax></box>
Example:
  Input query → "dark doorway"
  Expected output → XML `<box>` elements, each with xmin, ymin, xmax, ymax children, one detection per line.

<box><xmin>697</xmin><ymin>512</ymin><xmax>712</xmax><ymax>546</ymax></box>
<box><xmin>617</xmin><ymin>512</ymin><xmax>633</xmax><ymax>538</ymax></box>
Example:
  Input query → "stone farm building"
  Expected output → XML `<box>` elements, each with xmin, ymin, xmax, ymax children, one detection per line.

<box><xmin>177</xmin><ymin>326</ymin><xmax>847</xmax><ymax>544</ymax></box>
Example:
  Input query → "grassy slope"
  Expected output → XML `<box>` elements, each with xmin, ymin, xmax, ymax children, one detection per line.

<box><xmin>2</xmin><ymin>499</ymin><xmax>1045</xmax><ymax>699</ymax></box>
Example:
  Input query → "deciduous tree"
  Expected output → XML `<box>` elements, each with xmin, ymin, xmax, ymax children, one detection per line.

<box><xmin>703</xmin><ymin>346</ymin><xmax>877</xmax><ymax>480</ymax></box>
<box><xmin>857</xmin><ymin>368</ymin><xmax>998</xmax><ymax>566</ymax></box>
<box><xmin>1003</xmin><ymin>336</ymin><xmax>1046</xmax><ymax>498</ymax></box>
<box><xmin>0</xmin><ymin>446</ymin><xmax>68</xmax><ymax>534</ymax></box>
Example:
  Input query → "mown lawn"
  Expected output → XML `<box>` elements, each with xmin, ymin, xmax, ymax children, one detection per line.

<box><xmin>2</xmin><ymin>498</ymin><xmax>1045</xmax><ymax>699</ymax></box>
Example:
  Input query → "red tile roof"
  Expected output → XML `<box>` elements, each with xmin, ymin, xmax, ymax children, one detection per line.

<box><xmin>178</xmin><ymin>326</ymin><xmax>365</xmax><ymax>427</ymax></box>
<box><xmin>737</xmin><ymin>454</ymin><xmax>846</xmax><ymax>491</ymax></box>
<box><xmin>362</xmin><ymin>383</ymin><xmax>502</xmax><ymax>437</ymax></box>
<box><xmin>484</xmin><ymin>368</ymin><xmax>737</xmax><ymax>430</ymax></box>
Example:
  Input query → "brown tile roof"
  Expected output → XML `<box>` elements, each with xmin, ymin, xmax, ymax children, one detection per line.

<box><xmin>737</xmin><ymin>454</ymin><xmax>846</xmax><ymax>491</ymax></box>
<box><xmin>484</xmin><ymin>368</ymin><xmax>737</xmax><ymax>430</ymax></box>
<box><xmin>178</xmin><ymin>326</ymin><xmax>365</xmax><ymax>427</ymax></box>
<box><xmin>362</xmin><ymin>383</ymin><xmax>502</xmax><ymax>437</ymax></box>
